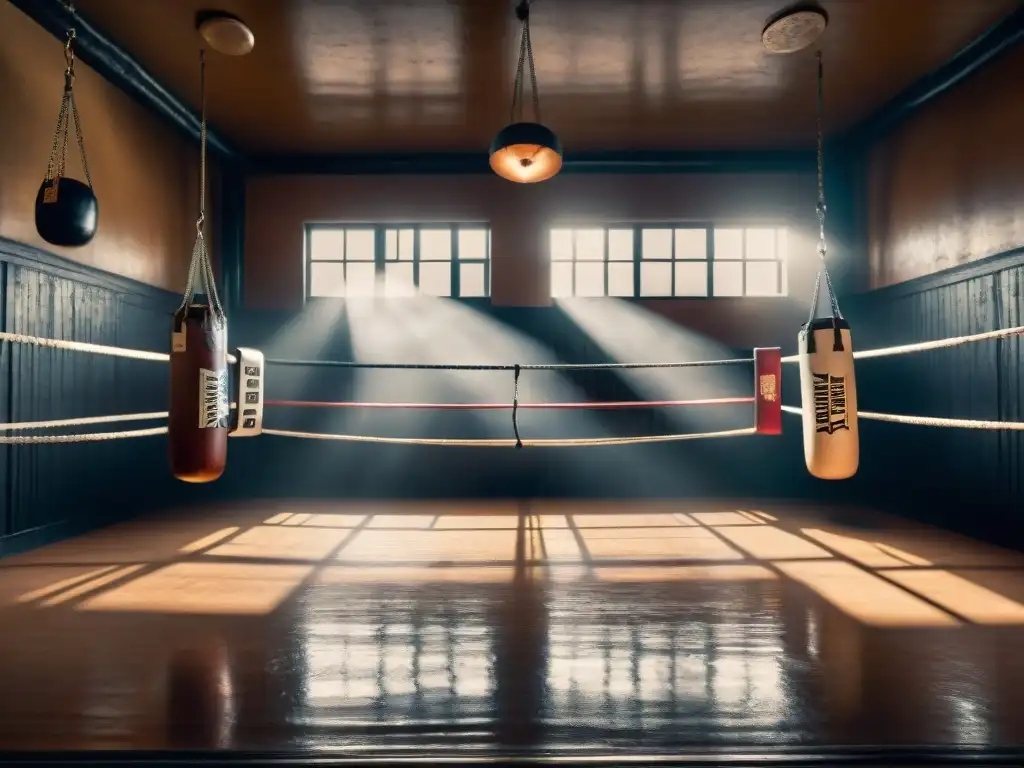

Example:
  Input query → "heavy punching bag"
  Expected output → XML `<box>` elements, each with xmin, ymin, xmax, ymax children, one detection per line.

<box><xmin>168</xmin><ymin>47</ymin><xmax>228</xmax><ymax>483</ymax></box>
<box><xmin>797</xmin><ymin>48</ymin><xmax>858</xmax><ymax>481</ymax></box>
<box><xmin>36</xmin><ymin>29</ymin><xmax>98</xmax><ymax>248</ymax></box>
<box><xmin>799</xmin><ymin>316</ymin><xmax>858</xmax><ymax>480</ymax></box>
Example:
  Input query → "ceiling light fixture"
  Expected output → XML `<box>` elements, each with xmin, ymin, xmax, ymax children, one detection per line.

<box><xmin>197</xmin><ymin>10</ymin><xmax>255</xmax><ymax>56</ymax></box>
<box><xmin>761</xmin><ymin>5</ymin><xmax>828</xmax><ymax>54</ymax></box>
<box><xmin>490</xmin><ymin>0</ymin><xmax>562</xmax><ymax>184</ymax></box>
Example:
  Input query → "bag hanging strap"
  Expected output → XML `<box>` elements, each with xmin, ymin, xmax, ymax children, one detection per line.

<box><xmin>175</xmin><ymin>48</ymin><xmax>224</xmax><ymax>332</ymax></box>
<box><xmin>44</xmin><ymin>28</ymin><xmax>93</xmax><ymax>194</ymax></box>
<box><xmin>805</xmin><ymin>50</ymin><xmax>843</xmax><ymax>356</ymax></box>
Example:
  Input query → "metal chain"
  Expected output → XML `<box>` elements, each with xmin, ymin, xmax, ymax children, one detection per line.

<box><xmin>807</xmin><ymin>50</ymin><xmax>842</xmax><ymax>327</ymax></box>
<box><xmin>508</xmin><ymin>1</ymin><xmax>540</xmax><ymax>123</ymax></box>
<box><xmin>46</xmin><ymin>28</ymin><xmax>92</xmax><ymax>187</ymax></box>
<box><xmin>177</xmin><ymin>48</ymin><xmax>224</xmax><ymax>322</ymax></box>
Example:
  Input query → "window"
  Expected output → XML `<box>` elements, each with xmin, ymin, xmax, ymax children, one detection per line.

<box><xmin>549</xmin><ymin>224</ymin><xmax>787</xmax><ymax>298</ymax></box>
<box><xmin>307</xmin><ymin>224</ymin><xmax>490</xmax><ymax>299</ymax></box>
<box><xmin>550</xmin><ymin>228</ymin><xmax>635</xmax><ymax>298</ymax></box>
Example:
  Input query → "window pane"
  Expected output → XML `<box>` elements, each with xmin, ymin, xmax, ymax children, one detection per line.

<box><xmin>714</xmin><ymin>228</ymin><xmax>743</xmax><ymax>260</ymax></box>
<box><xmin>642</xmin><ymin>228</ymin><xmax>672</xmax><ymax>260</ymax></box>
<box><xmin>745</xmin><ymin>262</ymin><xmax>780</xmax><ymax>296</ymax></box>
<box><xmin>575</xmin><ymin>262</ymin><xmax>605</xmax><ymax>296</ymax></box>
<box><xmin>309</xmin><ymin>229</ymin><xmax>344</xmax><ymax>261</ymax></box>
<box><xmin>346</xmin><ymin>229</ymin><xmax>375</xmax><ymax>260</ymax></box>
<box><xmin>551</xmin><ymin>262</ymin><xmax>573</xmax><ymax>297</ymax></box>
<box><xmin>346</xmin><ymin>262</ymin><xmax>376</xmax><ymax>297</ymax></box>
<box><xmin>309</xmin><ymin>262</ymin><xmax>345</xmax><ymax>296</ymax></box>
<box><xmin>419</xmin><ymin>261</ymin><xmax>451</xmax><ymax>296</ymax></box>
<box><xmin>640</xmin><ymin>261</ymin><xmax>672</xmax><ymax>297</ymax></box>
<box><xmin>608</xmin><ymin>262</ymin><xmax>633</xmax><ymax>297</ymax></box>
<box><xmin>551</xmin><ymin>229</ymin><xmax>574</xmax><ymax>261</ymax></box>
<box><xmin>674</xmin><ymin>261</ymin><xmax>708</xmax><ymax>297</ymax></box>
<box><xmin>745</xmin><ymin>228</ymin><xmax>777</xmax><ymax>260</ymax></box>
<box><xmin>777</xmin><ymin>227</ymin><xmax>789</xmax><ymax>261</ymax></box>
<box><xmin>385</xmin><ymin>263</ymin><xmax>414</xmax><ymax>297</ymax></box>
<box><xmin>674</xmin><ymin>228</ymin><xmax>707</xmax><ymax>260</ymax></box>
<box><xmin>458</xmin><ymin>229</ymin><xmax>488</xmax><ymax>260</ymax></box>
<box><xmin>420</xmin><ymin>229</ymin><xmax>452</xmax><ymax>261</ymax></box>
<box><xmin>780</xmin><ymin>261</ymin><xmax>789</xmax><ymax>296</ymax></box>
<box><xmin>608</xmin><ymin>228</ymin><xmax>633</xmax><ymax>261</ymax></box>
<box><xmin>575</xmin><ymin>229</ymin><xmax>604</xmax><ymax>261</ymax></box>
<box><xmin>460</xmin><ymin>263</ymin><xmax>486</xmax><ymax>297</ymax></box>
<box><xmin>713</xmin><ymin>261</ymin><xmax>743</xmax><ymax>297</ymax></box>
<box><xmin>398</xmin><ymin>228</ymin><xmax>414</xmax><ymax>260</ymax></box>
<box><xmin>385</xmin><ymin>228</ymin><xmax>398</xmax><ymax>261</ymax></box>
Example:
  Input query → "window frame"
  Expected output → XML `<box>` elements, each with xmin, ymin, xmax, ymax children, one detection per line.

<box><xmin>549</xmin><ymin>222</ymin><xmax>788</xmax><ymax>299</ymax></box>
<box><xmin>304</xmin><ymin>222</ymin><xmax>491</xmax><ymax>300</ymax></box>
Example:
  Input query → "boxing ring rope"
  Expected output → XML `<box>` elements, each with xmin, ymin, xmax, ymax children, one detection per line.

<box><xmin>260</xmin><ymin>426</ymin><xmax>758</xmax><ymax>448</ymax></box>
<box><xmin>0</xmin><ymin>324</ymin><xmax>1022</xmax><ymax>443</ymax></box>
<box><xmin>778</xmin><ymin>323</ymin><xmax>1024</xmax><ymax>364</ymax></box>
<box><xmin>780</xmin><ymin>405</ymin><xmax>1024</xmax><ymax>431</ymax></box>
<box><xmin>264</xmin><ymin>397</ymin><xmax>755</xmax><ymax>411</ymax></box>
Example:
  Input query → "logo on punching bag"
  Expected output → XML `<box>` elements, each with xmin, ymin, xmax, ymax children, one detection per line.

<box><xmin>199</xmin><ymin>368</ymin><xmax>229</xmax><ymax>429</ymax></box>
<box><xmin>812</xmin><ymin>372</ymin><xmax>849</xmax><ymax>434</ymax></box>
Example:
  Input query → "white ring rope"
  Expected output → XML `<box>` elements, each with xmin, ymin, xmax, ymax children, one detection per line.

<box><xmin>0</xmin><ymin>331</ymin><xmax>237</xmax><ymax>364</ymax></box>
<box><xmin>0</xmin><ymin>427</ymin><xmax>168</xmax><ymax>445</ymax></box>
<box><xmin>2</xmin><ymin>326</ymin><xmax>1021</xmax><ymax>371</ymax></box>
<box><xmin>0</xmin><ymin>411</ymin><xmax>168</xmax><ymax>432</ymax></box>
<box><xmin>263</xmin><ymin>426</ymin><xmax>758</xmax><ymax>447</ymax></box>
<box><xmin>781</xmin><ymin>404</ymin><xmax>1024</xmax><ymax>431</ymax></box>
<box><xmin>779</xmin><ymin>324</ymin><xmax>1024</xmax><ymax>364</ymax></box>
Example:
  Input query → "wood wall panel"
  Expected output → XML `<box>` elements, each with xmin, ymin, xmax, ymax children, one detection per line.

<box><xmin>0</xmin><ymin>2</ymin><xmax>199</xmax><ymax>292</ymax></box>
<box><xmin>245</xmin><ymin>171</ymin><xmax>832</xmax><ymax>348</ymax></box>
<box><xmin>0</xmin><ymin>240</ymin><xmax>182</xmax><ymax>551</ymax></box>
<box><xmin>844</xmin><ymin>257</ymin><xmax>1024</xmax><ymax>542</ymax></box>
<box><xmin>867</xmin><ymin>46</ymin><xmax>1024</xmax><ymax>288</ymax></box>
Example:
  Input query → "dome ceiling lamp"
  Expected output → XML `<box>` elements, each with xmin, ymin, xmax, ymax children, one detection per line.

<box><xmin>761</xmin><ymin>4</ymin><xmax>828</xmax><ymax>54</ymax></box>
<box><xmin>489</xmin><ymin>0</ymin><xmax>562</xmax><ymax>184</ymax></box>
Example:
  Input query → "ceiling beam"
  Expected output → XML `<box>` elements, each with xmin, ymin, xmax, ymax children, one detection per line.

<box><xmin>843</xmin><ymin>3</ymin><xmax>1024</xmax><ymax>148</ymax></box>
<box><xmin>250</xmin><ymin>150</ymin><xmax>816</xmax><ymax>176</ymax></box>
<box><xmin>7</xmin><ymin>0</ymin><xmax>241</xmax><ymax>161</ymax></box>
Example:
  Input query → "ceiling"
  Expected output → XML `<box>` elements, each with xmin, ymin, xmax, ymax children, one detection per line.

<box><xmin>69</xmin><ymin>0</ymin><xmax>1020</xmax><ymax>155</ymax></box>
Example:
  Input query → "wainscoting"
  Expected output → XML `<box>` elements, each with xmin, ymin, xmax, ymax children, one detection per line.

<box><xmin>844</xmin><ymin>248</ymin><xmax>1024</xmax><ymax>544</ymax></box>
<box><xmin>0</xmin><ymin>237</ymin><xmax>182</xmax><ymax>554</ymax></box>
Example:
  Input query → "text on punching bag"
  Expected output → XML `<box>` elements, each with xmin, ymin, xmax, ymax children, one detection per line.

<box><xmin>199</xmin><ymin>368</ymin><xmax>229</xmax><ymax>429</ymax></box>
<box><xmin>812</xmin><ymin>372</ymin><xmax>848</xmax><ymax>434</ymax></box>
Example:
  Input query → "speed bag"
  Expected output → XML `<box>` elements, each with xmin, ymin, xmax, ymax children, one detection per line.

<box><xmin>35</xmin><ymin>177</ymin><xmax>98</xmax><ymax>248</ymax></box>
<box><xmin>798</xmin><ymin>317</ymin><xmax>859</xmax><ymax>480</ymax></box>
<box><xmin>169</xmin><ymin>303</ymin><xmax>229</xmax><ymax>483</ymax></box>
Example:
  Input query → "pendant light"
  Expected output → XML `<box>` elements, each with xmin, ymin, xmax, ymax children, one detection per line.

<box><xmin>490</xmin><ymin>0</ymin><xmax>562</xmax><ymax>183</ymax></box>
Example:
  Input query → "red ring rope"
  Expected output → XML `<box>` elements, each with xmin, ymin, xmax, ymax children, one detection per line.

<box><xmin>264</xmin><ymin>397</ymin><xmax>754</xmax><ymax>411</ymax></box>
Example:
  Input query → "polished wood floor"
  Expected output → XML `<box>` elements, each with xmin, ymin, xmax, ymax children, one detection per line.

<box><xmin>1</xmin><ymin>500</ymin><xmax>1024</xmax><ymax>754</ymax></box>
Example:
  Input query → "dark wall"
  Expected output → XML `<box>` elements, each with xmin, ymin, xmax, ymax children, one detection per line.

<box><xmin>842</xmin><ymin>250</ymin><xmax>1024</xmax><ymax>544</ymax></box>
<box><xmin>0</xmin><ymin>238</ymin><xmax>186</xmax><ymax>555</ymax></box>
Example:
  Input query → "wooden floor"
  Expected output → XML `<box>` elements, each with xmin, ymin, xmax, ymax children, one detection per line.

<box><xmin>2</xmin><ymin>500</ymin><xmax>1024</xmax><ymax>755</ymax></box>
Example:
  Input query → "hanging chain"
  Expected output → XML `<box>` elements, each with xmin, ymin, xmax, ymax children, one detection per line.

<box><xmin>509</xmin><ymin>1</ymin><xmax>541</xmax><ymax>123</ymax></box>
<box><xmin>807</xmin><ymin>49</ymin><xmax>842</xmax><ymax>328</ymax></box>
<box><xmin>177</xmin><ymin>48</ymin><xmax>224</xmax><ymax>322</ymax></box>
<box><xmin>45</xmin><ymin>27</ymin><xmax>92</xmax><ymax>188</ymax></box>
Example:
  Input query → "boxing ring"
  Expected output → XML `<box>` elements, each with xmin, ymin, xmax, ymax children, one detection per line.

<box><xmin>0</xmin><ymin>323</ymin><xmax>1021</xmax><ymax>456</ymax></box>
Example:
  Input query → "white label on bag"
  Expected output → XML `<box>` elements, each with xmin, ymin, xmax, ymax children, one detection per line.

<box><xmin>199</xmin><ymin>367</ymin><xmax>229</xmax><ymax>428</ymax></box>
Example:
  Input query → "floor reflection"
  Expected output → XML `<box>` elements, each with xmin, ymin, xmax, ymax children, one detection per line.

<box><xmin>0</xmin><ymin>500</ymin><xmax>1024</xmax><ymax>752</ymax></box>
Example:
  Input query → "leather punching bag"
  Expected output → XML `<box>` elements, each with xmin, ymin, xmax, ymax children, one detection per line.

<box><xmin>798</xmin><ymin>317</ymin><xmax>859</xmax><ymax>480</ymax></box>
<box><xmin>36</xmin><ymin>31</ymin><xmax>98</xmax><ymax>248</ymax></box>
<box><xmin>169</xmin><ymin>303</ymin><xmax>228</xmax><ymax>483</ymax></box>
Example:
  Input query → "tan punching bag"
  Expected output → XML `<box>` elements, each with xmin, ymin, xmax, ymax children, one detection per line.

<box><xmin>798</xmin><ymin>317</ymin><xmax>858</xmax><ymax>480</ymax></box>
<box><xmin>169</xmin><ymin>303</ymin><xmax>228</xmax><ymax>482</ymax></box>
